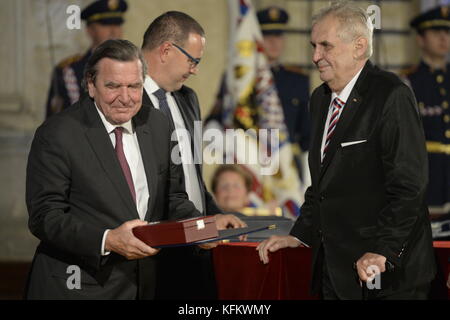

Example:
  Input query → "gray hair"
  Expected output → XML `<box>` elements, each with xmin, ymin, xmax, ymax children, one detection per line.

<box><xmin>83</xmin><ymin>39</ymin><xmax>147</xmax><ymax>89</ymax></box>
<box><xmin>312</xmin><ymin>1</ymin><xmax>373</xmax><ymax>58</ymax></box>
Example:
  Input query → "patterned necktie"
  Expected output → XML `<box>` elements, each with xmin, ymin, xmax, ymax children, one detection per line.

<box><xmin>323</xmin><ymin>97</ymin><xmax>345</xmax><ymax>161</ymax></box>
<box><xmin>113</xmin><ymin>127</ymin><xmax>136</xmax><ymax>203</ymax></box>
<box><xmin>153</xmin><ymin>88</ymin><xmax>175</xmax><ymax>128</ymax></box>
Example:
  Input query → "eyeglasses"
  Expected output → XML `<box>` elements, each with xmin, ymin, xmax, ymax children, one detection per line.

<box><xmin>171</xmin><ymin>42</ymin><xmax>201</xmax><ymax>68</ymax></box>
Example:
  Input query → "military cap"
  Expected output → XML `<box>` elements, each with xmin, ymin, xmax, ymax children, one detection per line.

<box><xmin>410</xmin><ymin>5</ymin><xmax>450</xmax><ymax>33</ymax></box>
<box><xmin>257</xmin><ymin>6</ymin><xmax>289</xmax><ymax>35</ymax></box>
<box><xmin>81</xmin><ymin>0</ymin><xmax>128</xmax><ymax>25</ymax></box>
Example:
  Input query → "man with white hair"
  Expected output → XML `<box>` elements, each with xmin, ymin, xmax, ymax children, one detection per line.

<box><xmin>257</xmin><ymin>1</ymin><xmax>436</xmax><ymax>299</ymax></box>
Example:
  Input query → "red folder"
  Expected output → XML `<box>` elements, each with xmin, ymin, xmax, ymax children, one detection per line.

<box><xmin>132</xmin><ymin>215</ymin><xmax>218</xmax><ymax>247</ymax></box>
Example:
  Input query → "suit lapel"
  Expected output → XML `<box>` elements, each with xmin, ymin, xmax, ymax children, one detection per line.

<box><xmin>133</xmin><ymin>104</ymin><xmax>158</xmax><ymax>221</ymax></box>
<box><xmin>172</xmin><ymin>91</ymin><xmax>195</xmax><ymax>137</ymax></box>
<box><xmin>310</xmin><ymin>88</ymin><xmax>331</xmax><ymax>182</ymax></box>
<box><xmin>142</xmin><ymin>89</ymin><xmax>153</xmax><ymax>109</ymax></box>
<box><xmin>172</xmin><ymin>90</ymin><xmax>206</xmax><ymax>214</ymax></box>
<box><xmin>318</xmin><ymin>61</ymin><xmax>372</xmax><ymax>182</ymax></box>
<box><xmin>83</xmin><ymin>97</ymin><xmax>139</xmax><ymax>219</ymax></box>
<box><xmin>319</xmin><ymin>92</ymin><xmax>363</xmax><ymax>180</ymax></box>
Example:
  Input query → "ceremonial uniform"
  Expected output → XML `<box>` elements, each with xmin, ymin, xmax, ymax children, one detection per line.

<box><xmin>258</xmin><ymin>6</ymin><xmax>311</xmax><ymax>184</ymax></box>
<box><xmin>46</xmin><ymin>51</ymin><xmax>92</xmax><ymax>118</ymax></box>
<box><xmin>45</xmin><ymin>0</ymin><xmax>127</xmax><ymax>118</ymax></box>
<box><xmin>271</xmin><ymin>64</ymin><xmax>311</xmax><ymax>151</ymax></box>
<box><xmin>405</xmin><ymin>6</ymin><xmax>450</xmax><ymax>218</ymax></box>
<box><xmin>404</xmin><ymin>61</ymin><xmax>450</xmax><ymax>215</ymax></box>
<box><xmin>405</xmin><ymin>5</ymin><xmax>450</xmax><ymax>240</ymax></box>
<box><xmin>208</xmin><ymin>7</ymin><xmax>311</xmax><ymax>152</ymax></box>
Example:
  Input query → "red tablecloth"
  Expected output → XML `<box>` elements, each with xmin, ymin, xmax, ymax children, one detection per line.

<box><xmin>212</xmin><ymin>242</ymin><xmax>317</xmax><ymax>300</ymax></box>
<box><xmin>212</xmin><ymin>241</ymin><xmax>450</xmax><ymax>300</ymax></box>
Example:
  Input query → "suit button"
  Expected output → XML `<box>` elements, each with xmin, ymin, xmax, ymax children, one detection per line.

<box><xmin>320</xmin><ymin>195</ymin><xmax>325</xmax><ymax>202</ymax></box>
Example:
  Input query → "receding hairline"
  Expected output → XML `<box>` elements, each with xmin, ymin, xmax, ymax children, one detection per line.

<box><xmin>312</xmin><ymin>2</ymin><xmax>371</xmax><ymax>35</ymax></box>
<box><xmin>83</xmin><ymin>39</ymin><xmax>147</xmax><ymax>90</ymax></box>
<box><xmin>96</xmin><ymin>57</ymin><xmax>144</xmax><ymax>76</ymax></box>
<box><xmin>311</xmin><ymin>2</ymin><xmax>373</xmax><ymax>58</ymax></box>
<box><xmin>141</xmin><ymin>11</ymin><xmax>205</xmax><ymax>51</ymax></box>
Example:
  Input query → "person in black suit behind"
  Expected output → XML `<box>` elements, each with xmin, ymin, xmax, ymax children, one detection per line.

<box><xmin>25</xmin><ymin>39</ymin><xmax>243</xmax><ymax>300</ymax></box>
<box><xmin>257</xmin><ymin>1</ymin><xmax>436</xmax><ymax>300</ymax></box>
<box><xmin>140</xmin><ymin>11</ymin><xmax>247</xmax><ymax>300</ymax></box>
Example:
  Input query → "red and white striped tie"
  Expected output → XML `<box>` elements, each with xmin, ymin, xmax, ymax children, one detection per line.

<box><xmin>323</xmin><ymin>97</ymin><xmax>345</xmax><ymax>161</ymax></box>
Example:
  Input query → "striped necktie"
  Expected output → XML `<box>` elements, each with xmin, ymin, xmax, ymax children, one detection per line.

<box><xmin>323</xmin><ymin>97</ymin><xmax>345</xmax><ymax>161</ymax></box>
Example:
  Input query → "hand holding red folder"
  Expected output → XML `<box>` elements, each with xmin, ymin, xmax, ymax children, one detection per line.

<box><xmin>132</xmin><ymin>215</ymin><xmax>270</xmax><ymax>248</ymax></box>
<box><xmin>105</xmin><ymin>219</ymin><xmax>161</xmax><ymax>260</ymax></box>
<box><xmin>106</xmin><ymin>214</ymin><xmax>252</xmax><ymax>258</ymax></box>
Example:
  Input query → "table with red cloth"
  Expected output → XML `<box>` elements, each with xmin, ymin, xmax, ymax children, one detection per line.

<box><xmin>212</xmin><ymin>241</ymin><xmax>450</xmax><ymax>300</ymax></box>
<box><xmin>212</xmin><ymin>242</ymin><xmax>317</xmax><ymax>300</ymax></box>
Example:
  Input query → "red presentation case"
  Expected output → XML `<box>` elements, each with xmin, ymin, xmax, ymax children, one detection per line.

<box><xmin>133</xmin><ymin>215</ymin><xmax>218</xmax><ymax>247</ymax></box>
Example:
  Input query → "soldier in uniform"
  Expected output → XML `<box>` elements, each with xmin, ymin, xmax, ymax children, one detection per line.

<box><xmin>46</xmin><ymin>0</ymin><xmax>128</xmax><ymax>118</ymax></box>
<box><xmin>207</xmin><ymin>6</ymin><xmax>311</xmax><ymax>183</ymax></box>
<box><xmin>404</xmin><ymin>5</ymin><xmax>450</xmax><ymax>238</ymax></box>
<box><xmin>257</xmin><ymin>6</ymin><xmax>311</xmax><ymax>155</ymax></box>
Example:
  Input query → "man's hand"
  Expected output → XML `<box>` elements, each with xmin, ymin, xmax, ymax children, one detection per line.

<box><xmin>198</xmin><ymin>242</ymin><xmax>221</xmax><ymax>250</ymax></box>
<box><xmin>196</xmin><ymin>214</ymin><xmax>248</xmax><ymax>250</ymax></box>
<box><xmin>105</xmin><ymin>219</ymin><xmax>160</xmax><ymax>260</ymax></box>
<box><xmin>356</xmin><ymin>252</ymin><xmax>387</xmax><ymax>284</ymax></box>
<box><xmin>214</xmin><ymin>213</ymin><xmax>248</xmax><ymax>242</ymax></box>
<box><xmin>256</xmin><ymin>235</ymin><xmax>303</xmax><ymax>264</ymax></box>
<box><xmin>214</xmin><ymin>213</ymin><xmax>247</xmax><ymax>229</ymax></box>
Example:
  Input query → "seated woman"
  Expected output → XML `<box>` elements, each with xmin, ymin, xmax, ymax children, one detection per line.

<box><xmin>211</xmin><ymin>164</ymin><xmax>252</xmax><ymax>213</ymax></box>
<box><xmin>211</xmin><ymin>164</ymin><xmax>281</xmax><ymax>216</ymax></box>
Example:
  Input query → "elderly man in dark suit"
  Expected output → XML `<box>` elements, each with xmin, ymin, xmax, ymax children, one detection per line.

<box><xmin>257</xmin><ymin>1</ymin><xmax>436</xmax><ymax>300</ymax></box>
<box><xmin>26</xmin><ymin>39</ymin><xmax>243</xmax><ymax>300</ymax></box>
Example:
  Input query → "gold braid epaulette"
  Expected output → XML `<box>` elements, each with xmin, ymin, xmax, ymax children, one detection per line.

<box><xmin>399</xmin><ymin>64</ymin><xmax>419</xmax><ymax>77</ymax></box>
<box><xmin>56</xmin><ymin>53</ymin><xmax>83</xmax><ymax>69</ymax></box>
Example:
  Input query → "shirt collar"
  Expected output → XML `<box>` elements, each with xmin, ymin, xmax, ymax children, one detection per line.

<box><xmin>94</xmin><ymin>102</ymin><xmax>134</xmax><ymax>134</ymax></box>
<box><xmin>331</xmin><ymin>67</ymin><xmax>364</xmax><ymax>104</ymax></box>
<box><xmin>144</xmin><ymin>75</ymin><xmax>164</xmax><ymax>96</ymax></box>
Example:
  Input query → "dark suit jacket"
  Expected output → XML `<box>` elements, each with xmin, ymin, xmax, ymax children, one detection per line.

<box><xmin>25</xmin><ymin>94</ymin><xmax>201</xmax><ymax>299</ymax></box>
<box><xmin>143</xmin><ymin>86</ymin><xmax>222</xmax><ymax>299</ymax></box>
<box><xmin>143</xmin><ymin>86</ymin><xmax>221</xmax><ymax>215</ymax></box>
<box><xmin>290</xmin><ymin>61</ymin><xmax>436</xmax><ymax>299</ymax></box>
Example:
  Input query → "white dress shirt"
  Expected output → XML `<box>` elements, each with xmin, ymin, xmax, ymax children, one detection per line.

<box><xmin>95</xmin><ymin>103</ymin><xmax>149</xmax><ymax>255</ymax></box>
<box><xmin>144</xmin><ymin>75</ymin><xmax>204</xmax><ymax>213</ymax></box>
<box><xmin>320</xmin><ymin>67</ymin><xmax>364</xmax><ymax>161</ymax></box>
